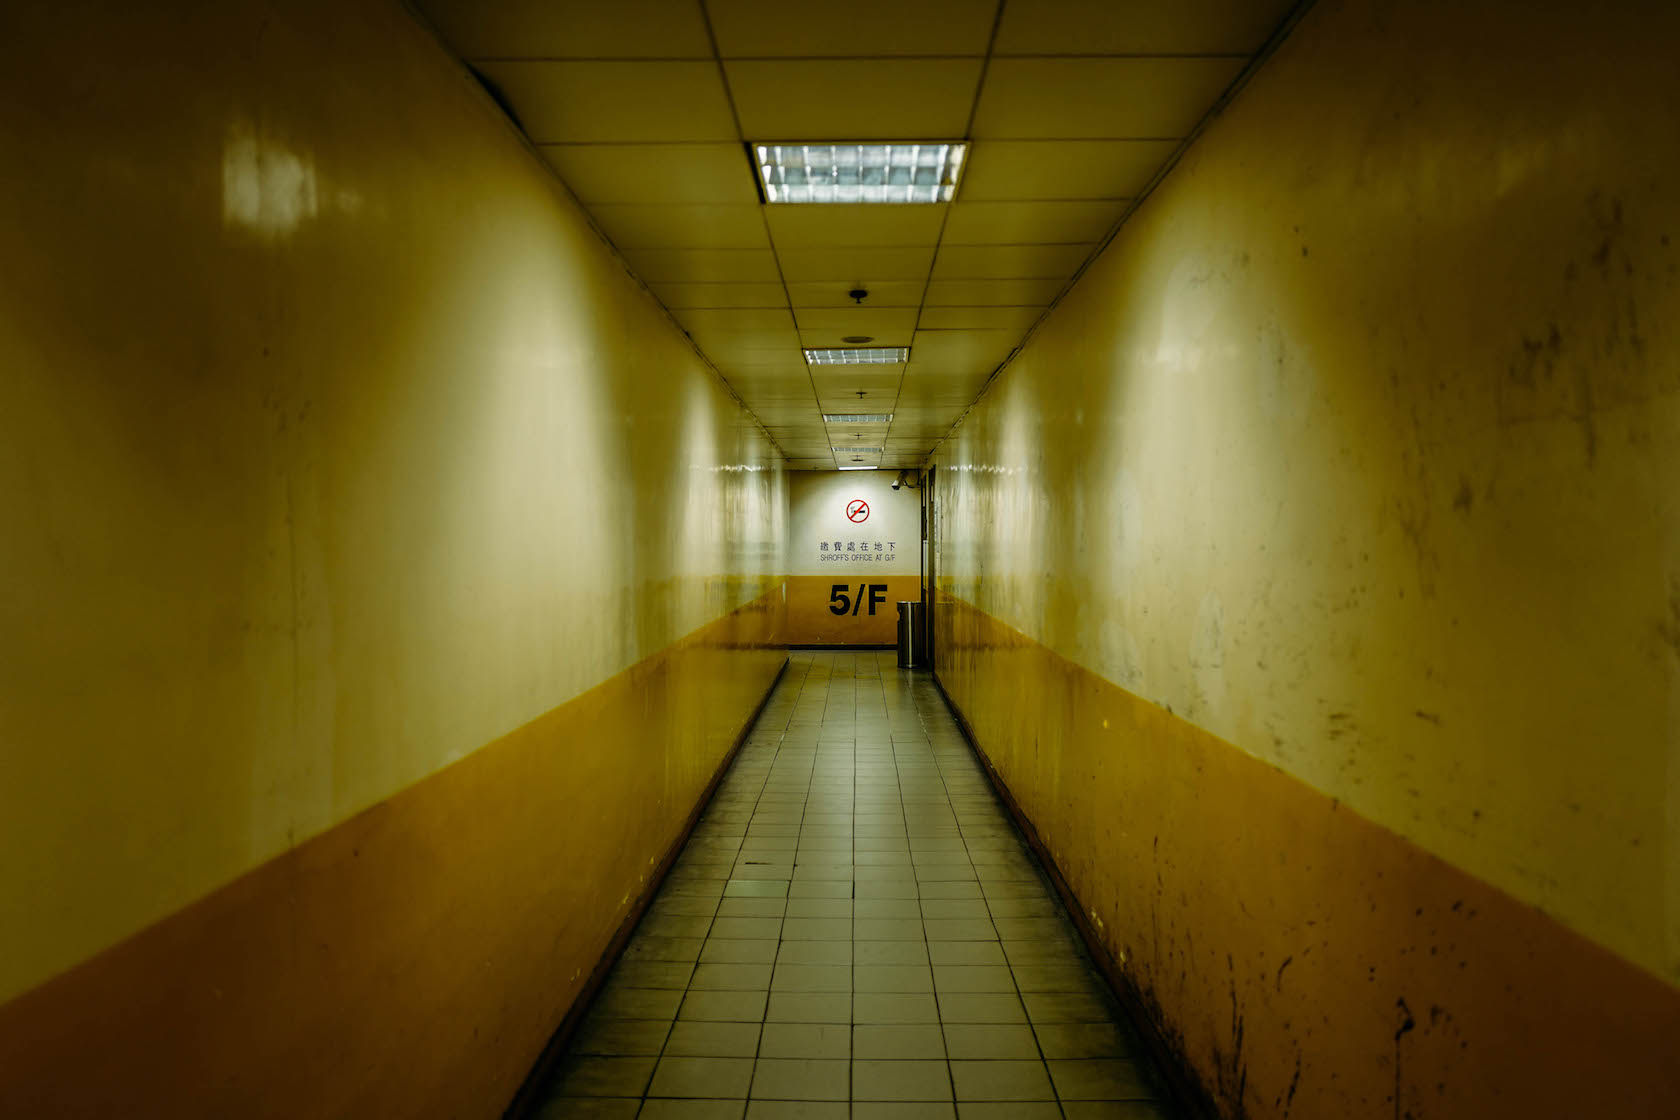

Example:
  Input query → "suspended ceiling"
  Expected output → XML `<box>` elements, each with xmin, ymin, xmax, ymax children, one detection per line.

<box><xmin>414</xmin><ymin>0</ymin><xmax>1297</xmax><ymax>470</ymax></box>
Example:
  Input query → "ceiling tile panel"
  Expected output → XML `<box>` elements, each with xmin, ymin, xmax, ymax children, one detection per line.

<box><xmin>786</xmin><ymin>281</ymin><xmax>927</xmax><ymax>308</ymax></box>
<box><xmin>812</xmin><ymin>368</ymin><xmax>905</xmax><ymax>396</ymax></box>
<box><xmin>415</xmin><ymin>0</ymin><xmax>713</xmax><ymax>57</ymax></box>
<box><xmin>894</xmin><ymin>393</ymin><xmax>988</xmax><ymax>412</ymax></box>
<box><xmin>802</xmin><ymin>329</ymin><xmax>914</xmax><ymax>351</ymax></box>
<box><xmin>904</xmin><ymin>364</ymin><xmax>1003</xmax><ymax>386</ymax></box>
<box><xmin>726</xmin><ymin>60</ymin><xmax>984</xmax><ymax>140</ymax></box>
<box><xmin>733</xmin><ymin>391</ymin><xmax>817</xmax><ymax>408</ymax></box>
<box><xmin>675</xmin><ymin>308</ymin><xmax>798</xmax><ymax>333</ymax></box>
<box><xmin>688</xmin><ymin>330</ymin><xmax>804</xmax><ymax>360</ymax></box>
<box><xmin>898</xmin><ymin>371</ymin><xmax>994</xmax><ymax>392</ymax></box>
<box><xmin>540</xmin><ymin>144</ymin><xmax>759</xmax><ymax>205</ymax></box>
<box><xmin>958</xmin><ymin>140</ymin><xmax>1177</xmax><ymax>200</ymax></box>
<box><xmin>971</xmin><ymin>58</ymin><xmax>1247</xmax><ymax>139</ymax></box>
<box><xmin>929</xmin><ymin>243</ymin><xmax>1094</xmax><ymax>279</ymax></box>
<box><xmin>922</xmin><ymin>278</ymin><xmax>1063</xmax><ymax>305</ymax></box>
<box><xmin>590</xmin><ymin>204</ymin><xmax>770</xmax><ymax>249</ymax></box>
<box><xmin>716</xmin><ymin>356</ymin><xmax>812</xmax><ymax>376</ymax></box>
<box><xmin>908</xmin><ymin>330</ymin><xmax>1019</xmax><ymax>369</ymax></box>
<box><xmin>993</xmin><ymin>0</ymin><xmax>1293</xmax><ymax>55</ymax></box>
<box><xmin>709</xmin><ymin>0</ymin><xmax>999</xmax><ymax>56</ymax></box>
<box><xmin>726</xmin><ymin>391</ymin><xmax>813</xmax><ymax>409</ymax></box>
<box><xmin>729</xmin><ymin>367</ymin><xmax>811</xmax><ymax>382</ymax></box>
<box><xmin>894</xmin><ymin>401</ymin><xmax>987</xmax><ymax>418</ymax></box>
<box><xmin>917</xmin><ymin>306</ymin><xmax>1043</xmax><ymax>329</ymax></box>
<box><xmin>765</xmin><ymin>205</ymin><xmax>947</xmax><ymax>248</ymax></box>
<box><xmin>777</xmin><ymin>247</ymin><xmax>937</xmax><ymax>282</ymax></box>
<box><xmin>754</xmin><ymin>412</ymin><xmax>822</xmax><ymax>427</ymax></box>
<box><xmin>621</xmin><ymin>248</ymin><xmax>781</xmax><ymax>283</ymax></box>
<box><xmin>818</xmin><ymin>392</ymin><xmax>902</xmax><ymax>411</ymax></box>
<box><xmin>942</xmin><ymin>201</ymin><xmax>1121</xmax><ymax>245</ymax></box>
<box><xmin>795</xmin><ymin>307</ymin><xmax>921</xmax><ymax>333</ymax></box>
<box><xmin>650</xmin><ymin>282</ymin><xmax>788</xmax><ymax>308</ymax></box>
<box><xmin>473</xmin><ymin>61</ymin><xmax>737</xmax><ymax>143</ymax></box>
<box><xmin>826</xmin><ymin>432</ymin><xmax>894</xmax><ymax>449</ymax></box>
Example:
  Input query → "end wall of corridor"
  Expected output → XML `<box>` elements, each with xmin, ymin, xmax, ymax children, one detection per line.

<box><xmin>786</xmin><ymin>470</ymin><xmax>923</xmax><ymax>646</ymax></box>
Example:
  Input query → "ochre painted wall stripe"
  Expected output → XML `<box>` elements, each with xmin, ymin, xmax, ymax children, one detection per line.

<box><xmin>785</xmin><ymin>574</ymin><xmax>922</xmax><ymax>647</ymax></box>
<box><xmin>934</xmin><ymin>593</ymin><xmax>1680</xmax><ymax>1118</ymax></box>
<box><xmin>0</xmin><ymin>591</ymin><xmax>785</xmax><ymax>1119</ymax></box>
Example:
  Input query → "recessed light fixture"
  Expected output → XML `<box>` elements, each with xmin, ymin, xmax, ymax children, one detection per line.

<box><xmin>755</xmin><ymin>143</ymin><xmax>967</xmax><ymax>204</ymax></box>
<box><xmin>838</xmin><ymin>465</ymin><xmax>876</xmax><ymax>471</ymax></box>
<box><xmin>822</xmin><ymin>413</ymin><xmax>893</xmax><ymax>423</ymax></box>
<box><xmin>831</xmin><ymin>447</ymin><xmax>883</xmax><ymax>454</ymax></box>
<box><xmin>805</xmin><ymin>347</ymin><xmax>908</xmax><ymax>365</ymax></box>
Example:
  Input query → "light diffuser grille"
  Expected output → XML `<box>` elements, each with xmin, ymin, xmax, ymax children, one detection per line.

<box><xmin>805</xmin><ymin>347</ymin><xmax>909</xmax><ymax>365</ymax></box>
<box><xmin>755</xmin><ymin>143</ymin><xmax>967</xmax><ymax>204</ymax></box>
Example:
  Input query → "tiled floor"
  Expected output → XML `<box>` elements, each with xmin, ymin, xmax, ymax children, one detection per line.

<box><xmin>534</xmin><ymin>651</ymin><xmax>1176</xmax><ymax>1120</ymax></box>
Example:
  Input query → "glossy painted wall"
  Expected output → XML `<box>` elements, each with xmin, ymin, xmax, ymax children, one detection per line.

<box><xmin>0</xmin><ymin>0</ymin><xmax>785</xmax><ymax>1112</ymax></box>
<box><xmin>786</xmin><ymin>471</ymin><xmax>922</xmax><ymax>645</ymax></box>
<box><xmin>929</xmin><ymin>0</ymin><xmax>1680</xmax><ymax>1114</ymax></box>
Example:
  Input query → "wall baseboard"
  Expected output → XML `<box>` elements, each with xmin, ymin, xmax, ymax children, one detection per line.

<box><xmin>930</xmin><ymin>669</ymin><xmax>1220</xmax><ymax>1120</ymax></box>
<box><xmin>502</xmin><ymin>655</ymin><xmax>790</xmax><ymax>1119</ymax></box>
<box><xmin>788</xmin><ymin>643</ymin><xmax>897</xmax><ymax>651</ymax></box>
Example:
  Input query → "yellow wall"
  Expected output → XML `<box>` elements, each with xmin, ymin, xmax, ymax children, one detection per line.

<box><xmin>786</xmin><ymin>470</ymin><xmax>921</xmax><ymax>645</ymax></box>
<box><xmin>929</xmin><ymin>0</ymin><xmax>1680</xmax><ymax>1114</ymax></box>
<box><xmin>0</xmin><ymin>0</ymin><xmax>785</xmax><ymax>1111</ymax></box>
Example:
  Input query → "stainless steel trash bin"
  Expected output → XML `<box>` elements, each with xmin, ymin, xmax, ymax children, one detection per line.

<box><xmin>896</xmin><ymin>600</ymin><xmax>922</xmax><ymax>669</ymax></box>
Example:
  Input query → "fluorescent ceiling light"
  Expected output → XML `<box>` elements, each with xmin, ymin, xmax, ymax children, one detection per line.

<box><xmin>838</xmin><ymin>466</ymin><xmax>877</xmax><ymax>471</ymax></box>
<box><xmin>755</xmin><ymin>143</ymin><xmax>966</xmax><ymax>204</ymax></box>
<box><xmin>805</xmin><ymin>347</ymin><xmax>908</xmax><ymax>365</ymax></box>
<box><xmin>823</xmin><ymin>413</ymin><xmax>893</xmax><ymax>423</ymax></box>
<box><xmin>832</xmin><ymin>447</ymin><xmax>883</xmax><ymax>453</ymax></box>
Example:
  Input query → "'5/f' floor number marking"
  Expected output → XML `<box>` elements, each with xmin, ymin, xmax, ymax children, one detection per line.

<box><xmin>830</xmin><ymin>584</ymin><xmax>889</xmax><ymax>617</ymax></box>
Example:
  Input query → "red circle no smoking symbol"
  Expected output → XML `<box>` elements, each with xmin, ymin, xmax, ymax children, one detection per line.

<box><xmin>846</xmin><ymin>499</ymin><xmax>870</xmax><ymax>523</ymax></box>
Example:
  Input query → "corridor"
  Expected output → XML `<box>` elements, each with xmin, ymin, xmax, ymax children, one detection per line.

<box><xmin>6</xmin><ymin>0</ymin><xmax>1680</xmax><ymax>1115</ymax></box>
<box><xmin>535</xmin><ymin>653</ymin><xmax>1168</xmax><ymax>1119</ymax></box>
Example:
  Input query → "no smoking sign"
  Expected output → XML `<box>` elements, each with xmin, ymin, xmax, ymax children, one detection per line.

<box><xmin>846</xmin><ymin>499</ymin><xmax>870</xmax><ymax>523</ymax></box>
